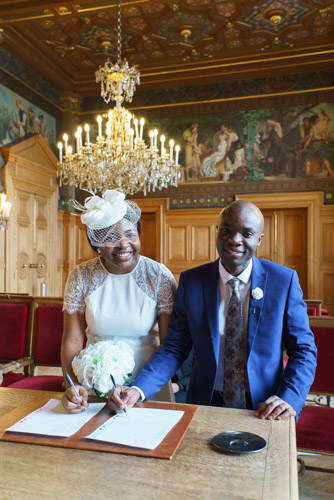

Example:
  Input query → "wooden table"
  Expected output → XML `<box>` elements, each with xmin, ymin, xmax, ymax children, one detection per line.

<box><xmin>0</xmin><ymin>388</ymin><xmax>298</xmax><ymax>499</ymax></box>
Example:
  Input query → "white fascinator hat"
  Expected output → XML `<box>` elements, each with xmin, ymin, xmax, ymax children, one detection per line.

<box><xmin>73</xmin><ymin>190</ymin><xmax>141</xmax><ymax>247</ymax></box>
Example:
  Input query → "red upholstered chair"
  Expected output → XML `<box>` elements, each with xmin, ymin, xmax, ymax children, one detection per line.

<box><xmin>296</xmin><ymin>319</ymin><xmax>334</xmax><ymax>473</ymax></box>
<box><xmin>305</xmin><ymin>299</ymin><xmax>329</xmax><ymax>316</ymax></box>
<box><xmin>8</xmin><ymin>298</ymin><xmax>65</xmax><ymax>391</ymax></box>
<box><xmin>0</xmin><ymin>296</ymin><xmax>34</xmax><ymax>386</ymax></box>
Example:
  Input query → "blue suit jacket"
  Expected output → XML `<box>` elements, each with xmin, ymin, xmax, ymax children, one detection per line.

<box><xmin>133</xmin><ymin>257</ymin><xmax>317</xmax><ymax>418</ymax></box>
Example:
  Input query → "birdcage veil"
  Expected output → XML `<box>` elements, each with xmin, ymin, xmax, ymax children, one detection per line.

<box><xmin>73</xmin><ymin>190</ymin><xmax>141</xmax><ymax>247</ymax></box>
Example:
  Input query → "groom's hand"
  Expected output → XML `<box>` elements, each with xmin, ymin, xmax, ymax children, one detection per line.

<box><xmin>256</xmin><ymin>395</ymin><xmax>296</xmax><ymax>420</ymax></box>
<box><xmin>107</xmin><ymin>386</ymin><xmax>141</xmax><ymax>413</ymax></box>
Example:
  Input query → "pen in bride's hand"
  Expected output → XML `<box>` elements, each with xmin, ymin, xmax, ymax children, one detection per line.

<box><xmin>65</xmin><ymin>372</ymin><xmax>81</xmax><ymax>399</ymax></box>
<box><xmin>110</xmin><ymin>373</ymin><xmax>127</xmax><ymax>414</ymax></box>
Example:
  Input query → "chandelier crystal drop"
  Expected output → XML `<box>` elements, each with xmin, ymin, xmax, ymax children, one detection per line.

<box><xmin>57</xmin><ymin>0</ymin><xmax>180</xmax><ymax>196</ymax></box>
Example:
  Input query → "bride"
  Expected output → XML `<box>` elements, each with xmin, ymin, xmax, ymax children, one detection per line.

<box><xmin>61</xmin><ymin>190</ymin><xmax>177</xmax><ymax>413</ymax></box>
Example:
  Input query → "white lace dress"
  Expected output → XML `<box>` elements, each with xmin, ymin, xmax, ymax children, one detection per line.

<box><xmin>63</xmin><ymin>255</ymin><xmax>177</xmax><ymax>381</ymax></box>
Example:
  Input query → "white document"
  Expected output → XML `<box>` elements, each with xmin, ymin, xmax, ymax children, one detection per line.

<box><xmin>6</xmin><ymin>399</ymin><xmax>105</xmax><ymax>437</ymax></box>
<box><xmin>86</xmin><ymin>407</ymin><xmax>184</xmax><ymax>449</ymax></box>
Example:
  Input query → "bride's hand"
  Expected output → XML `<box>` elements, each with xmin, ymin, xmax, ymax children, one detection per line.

<box><xmin>108</xmin><ymin>386</ymin><xmax>141</xmax><ymax>413</ymax></box>
<box><xmin>62</xmin><ymin>385</ymin><xmax>88</xmax><ymax>413</ymax></box>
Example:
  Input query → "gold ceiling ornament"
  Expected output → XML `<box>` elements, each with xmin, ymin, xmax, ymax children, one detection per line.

<box><xmin>57</xmin><ymin>0</ymin><xmax>181</xmax><ymax>196</ymax></box>
<box><xmin>266</xmin><ymin>9</ymin><xmax>285</xmax><ymax>26</ymax></box>
<box><xmin>180</xmin><ymin>25</ymin><xmax>192</xmax><ymax>43</ymax></box>
<box><xmin>0</xmin><ymin>192</ymin><xmax>11</xmax><ymax>230</ymax></box>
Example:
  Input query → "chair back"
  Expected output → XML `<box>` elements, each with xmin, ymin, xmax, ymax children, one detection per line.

<box><xmin>0</xmin><ymin>297</ymin><xmax>34</xmax><ymax>361</ymax></box>
<box><xmin>310</xmin><ymin>324</ymin><xmax>334</xmax><ymax>394</ymax></box>
<box><xmin>30</xmin><ymin>298</ymin><xmax>64</xmax><ymax>371</ymax></box>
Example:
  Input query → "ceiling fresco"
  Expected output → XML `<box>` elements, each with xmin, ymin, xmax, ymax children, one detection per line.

<box><xmin>0</xmin><ymin>0</ymin><xmax>333</xmax><ymax>95</ymax></box>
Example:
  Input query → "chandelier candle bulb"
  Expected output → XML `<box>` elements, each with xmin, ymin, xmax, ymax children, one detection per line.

<box><xmin>97</xmin><ymin>115</ymin><xmax>103</xmax><ymax>138</ymax></box>
<box><xmin>57</xmin><ymin>142</ymin><xmax>63</xmax><ymax>162</ymax></box>
<box><xmin>0</xmin><ymin>193</ymin><xmax>11</xmax><ymax>218</ymax></box>
<box><xmin>75</xmin><ymin>131</ymin><xmax>81</xmax><ymax>154</ymax></box>
<box><xmin>84</xmin><ymin>124</ymin><xmax>90</xmax><ymax>148</ymax></box>
<box><xmin>63</xmin><ymin>134</ymin><xmax>68</xmax><ymax>156</ymax></box>
<box><xmin>139</xmin><ymin>118</ymin><xmax>145</xmax><ymax>140</ymax></box>
<box><xmin>77</xmin><ymin>126</ymin><xmax>83</xmax><ymax>150</ymax></box>
<box><xmin>154</xmin><ymin>129</ymin><xmax>158</xmax><ymax>149</ymax></box>
<box><xmin>133</xmin><ymin>118</ymin><xmax>139</xmax><ymax>139</ymax></box>
<box><xmin>169</xmin><ymin>139</ymin><xmax>174</xmax><ymax>162</ymax></box>
<box><xmin>149</xmin><ymin>130</ymin><xmax>154</xmax><ymax>153</ymax></box>
<box><xmin>129</xmin><ymin>128</ymin><xmax>134</xmax><ymax>151</ymax></box>
<box><xmin>175</xmin><ymin>145</ymin><xmax>180</xmax><ymax>165</ymax></box>
<box><xmin>160</xmin><ymin>135</ymin><xmax>165</xmax><ymax>158</ymax></box>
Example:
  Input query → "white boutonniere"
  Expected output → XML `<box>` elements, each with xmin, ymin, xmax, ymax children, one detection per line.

<box><xmin>251</xmin><ymin>287</ymin><xmax>264</xmax><ymax>300</ymax></box>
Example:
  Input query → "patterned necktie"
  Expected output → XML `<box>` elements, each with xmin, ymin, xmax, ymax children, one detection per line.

<box><xmin>223</xmin><ymin>278</ymin><xmax>246</xmax><ymax>409</ymax></box>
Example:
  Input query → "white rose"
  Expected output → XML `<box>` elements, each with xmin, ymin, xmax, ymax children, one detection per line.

<box><xmin>251</xmin><ymin>287</ymin><xmax>264</xmax><ymax>300</ymax></box>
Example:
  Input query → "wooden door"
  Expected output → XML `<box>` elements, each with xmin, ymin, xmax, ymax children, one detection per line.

<box><xmin>14</xmin><ymin>189</ymin><xmax>35</xmax><ymax>294</ymax></box>
<box><xmin>10</xmin><ymin>190</ymin><xmax>52</xmax><ymax>296</ymax></box>
<box><xmin>257</xmin><ymin>208</ymin><xmax>308</xmax><ymax>294</ymax></box>
<box><xmin>2</xmin><ymin>135</ymin><xmax>59</xmax><ymax>296</ymax></box>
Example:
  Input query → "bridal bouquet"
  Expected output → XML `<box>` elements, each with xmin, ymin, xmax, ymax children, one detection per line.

<box><xmin>72</xmin><ymin>340</ymin><xmax>135</xmax><ymax>398</ymax></box>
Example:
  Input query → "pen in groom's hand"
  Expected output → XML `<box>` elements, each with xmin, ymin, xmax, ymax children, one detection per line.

<box><xmin>110</xmin><ymin>374</ymin><xmax>127</xmax><ymax>414</ymax></box>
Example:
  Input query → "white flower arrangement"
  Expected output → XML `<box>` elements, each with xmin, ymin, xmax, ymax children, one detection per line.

<box><xmin>251</xmin><ymin>287</ymin><xmax>264</xmax><ymax>300</ymax></box>
<box><xmin>72</xmin><ymin>340</ymin><xmax>135</xmax><ymax>398</ymax></box>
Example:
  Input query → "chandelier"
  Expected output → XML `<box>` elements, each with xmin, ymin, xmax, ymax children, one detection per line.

<box><xmin>0</xmin><ymin>192</ymin><xmax>11</xmax><ymax>230</ymax></box>
<box><xmin>57</xmin><ymin>0</ymin><xmax>180</xmax><ymax>196</ymax></box>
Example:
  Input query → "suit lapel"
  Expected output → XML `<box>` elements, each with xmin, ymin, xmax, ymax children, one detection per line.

<box><xmin>203</xmin><ymin>259</ymin><xmax>220</xmax><ymax>364</ymax></box>
<box><xmin>247</xmin><ymin>257</ymin><xmax>267</xmax><ymax>354</ymax></box>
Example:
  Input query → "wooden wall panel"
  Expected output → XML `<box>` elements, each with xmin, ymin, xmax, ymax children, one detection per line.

<box><xmin>256</xmin><ymin>213</ymin><xmax>274</xmax><ymax>261</ymax></box>
<box><xmin>319</xmin><ymin>207</ymin><xmax>334</xmax><ymax>315</ymax></box>
<box><xmin>76</xmin><ymin>223</ymin><xmax>95</xmax><ymax>265</ymax></box>
<box><xmin>322</xmin><ymin>222</ymin><xmax>334</xmax><ymax>262</ymax></box>
<box><xmin>191</xmin><ymin>226</ymin><xmax>211</xmax><ymax>261</ymax></box>
<box><xmin>140</xmin><ymin>212</ymin><xmax>156</xmax><ymax>260</ymax></box>
<box><xmin>164</xmin><ymin>209</ymin><xmax>220</xmax><ymax>281</ymax></box>
<box><xmin>168</xmin><ymin>226</ymin><xmax>188</xmax><ymax>262</ymax></box>
<box><xmin>280</xmin><ymin>209</ymin><xmax>307</xmax><ymax>294</ymax></box>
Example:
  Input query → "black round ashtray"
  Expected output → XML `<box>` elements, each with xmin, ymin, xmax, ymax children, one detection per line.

<box><xmin>212</xmin><ymin>431</ymin><xmax>267</xmax><ymax>453</ymax></box>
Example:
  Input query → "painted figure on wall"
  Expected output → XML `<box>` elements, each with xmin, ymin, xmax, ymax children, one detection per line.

<box><xmin>300</xmin><ymin>109</ymin><xmax>333</xmax><ymax>177</ymax></box>
<box><xmin>0</xmin><ymin>84</ymin><xmax>56</xmax><ymax>149</ymax></box>
<box><xmin>183</xmin><ymin>122</ymin><xmax>201</xmax><ymax>180</ymax></box>
<box><xmin>34</xmin><ymin>112</ymin><xmax>49</xmax><ymax>137</ymax></box>
<box><xmin>15</xmin><ymin>98</ymin><xmax>27</xmax><ymax>137</ymax></box>
<box><xmin>261</xmin><ymin>119</ymin><xmax>288</xmax><ymax>176</ymax></box>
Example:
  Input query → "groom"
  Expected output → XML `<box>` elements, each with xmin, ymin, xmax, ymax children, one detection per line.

<box><xmin>109</xmin><ymin>200</ymin><xmax>316</xmax><ymax>420</ymax></box>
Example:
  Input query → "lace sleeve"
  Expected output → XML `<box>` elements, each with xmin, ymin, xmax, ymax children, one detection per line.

<box><xmin>63</xmin><ymin>265</ymin><xmax>86</xmax><ymax>314</ymax></box>
<box><xmin>156</xmin><ymin>264</ymin><xmax>177</xmax><ymax>315</ymax></box>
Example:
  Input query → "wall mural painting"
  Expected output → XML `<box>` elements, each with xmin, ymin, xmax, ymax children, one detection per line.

<box><xmin>0</xmin><ymin>84</ymin><xmax>57</xmax><ymax>149</ymax></box>
<box><xmin>146</xmin><ymin>102</ymin><xmax>334</xmax><ymax>184</ymax></box>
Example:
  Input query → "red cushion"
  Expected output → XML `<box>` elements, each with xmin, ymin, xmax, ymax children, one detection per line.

<box><xmin>0</xmin><ymin>304</ymin><xmax>29</xmax><ymax>359</ymax></box>
<box><xmin>35</xmin><ymin>305</ymin><xmax>63</xmax><ymax>365</ymax></box>
<box><xmin>307</xmin><ymin>307</ymin><xmax>329</xmax><ymax>316</ymax></box>
<box><xmin>310</xmin><ymin>326</ymin><xmax>334</xmax><ymax>393</ymax></box>
<box><xmin>307</xmin><ymin>307</ymin><xmax>317</xmax><ymax>316</ymax></box>
<box><xmin>1</xmin><ymin>372</ymin><xmax>25</xmax><ymax>387</ymax></box>
<box><xmin>8</xmin><ymin>375</ymin><xmax>64</xmax><ymax>391</ymax></box>
<box><xmin>297</xmin><ymin>406</ymin><xmax>334</xmax><ymax>453</ymax></box>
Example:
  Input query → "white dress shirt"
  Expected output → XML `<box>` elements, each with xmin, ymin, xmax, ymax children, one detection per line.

<box><xmin>214</xmin><ymin>259</ymin><xmax>252</xmax><ymax>391</ymax></box>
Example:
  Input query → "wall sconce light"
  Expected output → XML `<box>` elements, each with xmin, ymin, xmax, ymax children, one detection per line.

<box><xmin>0</xmin><ymin>192</ymin><xmax>11</xmax><ymax>230</ymax></box>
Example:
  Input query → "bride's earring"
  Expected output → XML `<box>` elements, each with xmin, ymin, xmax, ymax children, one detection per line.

<box><xmin>97</xmin><ymin>248</ymin><xmax>101</xmax><ymax>254</ymax></box>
